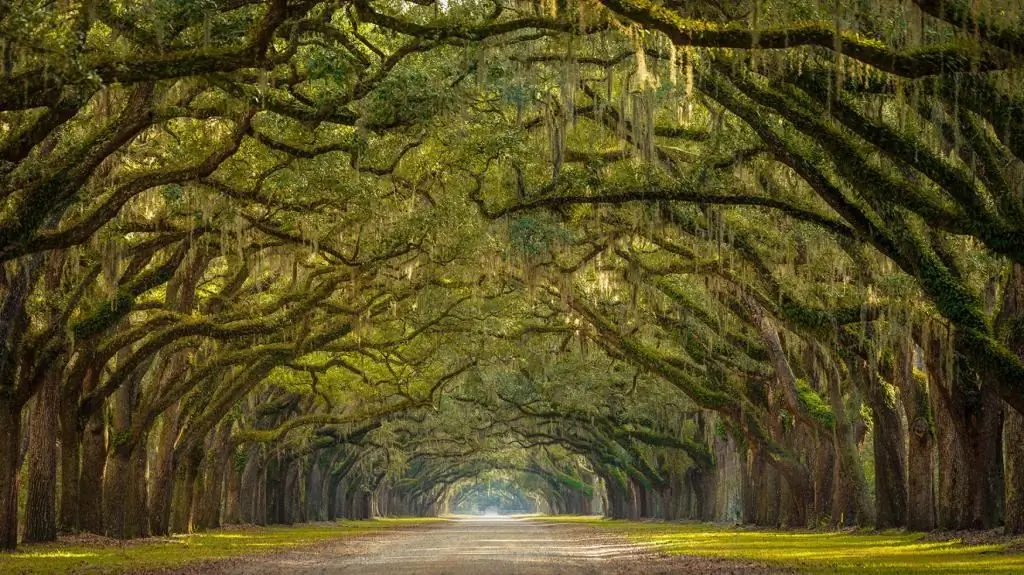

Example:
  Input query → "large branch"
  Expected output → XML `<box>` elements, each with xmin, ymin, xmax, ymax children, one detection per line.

<box><xmin>475</xmin><ymin>183</ymin><xmax>856</xmax><ymax>240</ymax></box>
<box><xmin>0</xmin><ymin>0</ymin><xmax>291</xmax><ymax>112</ymax></box>
<box><xmin>596</xmin><ymin>0</ymin><xmax>1020</xmax><ymax>78</ymax></box>
<box><xmin>911</xmin><ymin>0</ymin><xmax>1024</xmax><ymax>55</ymax></box>
<box><xmin>0</xmin><ymin>111</ymin><xmax>254</xmax><ymax>262</ymax></box>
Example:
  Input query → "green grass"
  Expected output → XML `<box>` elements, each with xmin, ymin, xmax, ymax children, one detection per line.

<box><xmin>540</xmin><ymin>516</ymin><xmax>1024</xmax><ymax>574</ymax></box>
<box><xmin>0</xmin><ymin>518</ymin><xmax>442</xmax><ymax>574</ymax></box>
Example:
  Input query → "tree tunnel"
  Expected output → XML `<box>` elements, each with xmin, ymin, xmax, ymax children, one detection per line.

<box><xmin>3</xmin><ymin>0</ymin><xmax>1024</xmax><ymax>554</ymax></box>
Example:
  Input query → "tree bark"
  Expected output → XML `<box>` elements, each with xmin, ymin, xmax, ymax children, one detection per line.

<box><xmin>856</xmin><ymin>358</ymin><xmax>908</xmax><ymax>529</ymax></box>
<box><xmin>928</xmin><ymin>328</ymin><xmax>1004</xmax><ymax>529</ymax></box>
<box><xmin>0</xmin><ymin>396</ymin><xmax>21</xmax><ymax>551</ymax></box>
<box><xmin>58</xmin><ymin>391</ymin><xmax>81</xmax><ymax>533</ymax></box>
<box><xmin>827</xmin><ymin>364</ymin><xmax>873</xmax><ymax>527</ymax></box>
<box><xmin>224</xmin><ymin>453</ymin><xmax>242</xmax><ymax>525</ymax></box>
<box><xmin>169</xmin><ymin>447</ymin><xmax>203</xmax><ymax>534</ymax></box>
<box><xmin>306</xmin><ymin>458</ymin><xmax>323</xmax><ymax>521</ymax></box>
<box><xmin>23</xmin><ymin>369</ymin><xmax>60</xmax><ymax>542</ymax></box>
<box><xmin>998</xmin><ymin>264</ymin><xmax>1024</xmax><ymax>534</ymax></box>
<box><xmin>196</xmin><ymin>424</ymin><xmax>232</xmax><ymax>531</ymax></box>
<box><xmin>78</xmin><ymin>401</ymin><xmax>106</xmax><ymax>535</ymax></box>
<box><xmin>128</xmin><ymin>441</ymin><xmax>149</xmax><ymax>538</ymax></box>
<box><xmin>102</xmin><ymin>444</ymin><xmax>132</xmax><ymax>539</ymax></box>
<box><xmin>1006</xmin><ymin>409</ymin><xmax>1024</xmax><ymax>534</ymax></box>
<box><xmin>238</xmin><ymin>445</ymin><xmax>260</xmax><ymax>524</ymax></box>
<box><xmin>896</xmin><ymin>337</ymin><xmax>935</xmax><ymax>530</ymax></box>
<box><xmin>149</xmin><ymin>402</ymin><xmax>181</xmax><ymax>536</ymax></box>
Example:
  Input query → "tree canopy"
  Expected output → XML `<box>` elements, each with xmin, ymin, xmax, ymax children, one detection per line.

<box><xmin>3</xmin><ymin>0</ymin><xmax>1024</xmax><ymax>550</ymax></box>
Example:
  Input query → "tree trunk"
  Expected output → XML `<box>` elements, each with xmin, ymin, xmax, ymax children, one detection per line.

<box><xmin>99</xmin><ymin>439</ymin><xmax>148</xmax><ymax>539</ymax></box>
<box><xmin>896</xmin><ymin>337</ymin><xmax>935</xmax><ymax>530</ymax></box>
<box><xmin>78</xmin><ymin>404</ymin><xmax>106</xmax><ymax>535</ymax></box>
<box><xmin>1005</xmin><ymin>409</ymin><xmax>1024</xmax><ymax>534</ymax></box>
<box><xmin>149</xmin><ymin>402</ymin><xmax>180</xmax><ymax>536</ymax></box>
<box><xmin>307</xmin><ymin>459</ymin><xmax>324</xmax><ymax>521</ymax></box>
<box><xmin>169</xmin><ymin>448</ymin><xmax>203</xmax><ymax>534</ymax></box>
<box><xmin>238</xmin><ymin>445</ymin><xmax>260</xmax><ymax>524</ymax></box>
<box><xmin>326</xmin><ymin>474</ymin><xmax>339</xmax><ymax>521</ymax></box>
<box><xmin>971</xmin><ymin>379</ymin><xmax>1005</xmax><ymax>528</ymax></box>
<box><xmin>58</xmin><ymin>394</ymin><xmax>81</xmax><ymax>533</ymax></box>
<box><xmin>859</xmin><ymin>359</ymin><xmax>908</xmax><ymax>529</ymax></box>
<box><xmin>827</xmin><ymin>365</ymin><xmax>873</xmax><ymax>527</ymax></box>
<box><xmin>102</xmin><ymin>444</ymin><xmax>133</xmax><ymax>539</ymax></box>
<box><xmin>928</xmin><ymin>329</ymin><xmax>1004</xmax><ymax>529</ymax></box>
<box><xmin>224</xmin><ymin>455</ymin><xmax>242</xmax><ymax>525</ymax></box>
<box><xmin>809</xmin><ymin>435</ymin><xmax>831</xmax><ymax>527</ymax></box>
<box><xmin>23</xmin><ymin>369</ymin><xmax>60</xmax><ymax>543</ymax></box>
<box><xmin>254</xmin><ymin>463</ymin><xmax>267</xmax><ymax>525</ymax></box>
<box><xmin>128</xmin><ymin>441</ymin><xmax>149</xmax><ymax>538</ymax></box>
<box><xmin>283</xmin><ymin>461</ymin><xmax>300</xmax><ymax>525</ymax></box>
<box><xmin>998</xmin><ymin>263</ymin><xmax>1024</xmax><ymax>534</ymax></box>
<box><xmin>196</xmin><ymin>425</ymin><xmax>232</xmax><ymax>531</ymax></box>
<box><xmin>0</xmin><ymin>397</ymin><xmax>21</xmax><ymax>551</ymax></box>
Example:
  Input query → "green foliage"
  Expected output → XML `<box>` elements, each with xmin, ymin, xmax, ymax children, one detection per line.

<box><xmin>6</xmin><ymin>0</ymin><xmax>1024</xmax><ymax>548</ymax></box>
<box><xmin>507</xmin><ymin>215</ymin><xmax>573</xmax><ymax>257</ymax></box>
<box><xmin>795</xmin><ymin>379</ymin><xmax>835</xmax><ymax>430</ymax></box>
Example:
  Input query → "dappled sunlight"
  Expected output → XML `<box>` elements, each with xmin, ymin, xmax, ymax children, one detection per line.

<box><xmin>573</xmin><ymin>519</ymin><xmax>1024</xmax><ymax>574</ymax></box>
<box><xmin>5</xmin><ymin>1</ymin><xmax>1024</xmax><ymax>574</ymax></box>
<box><xmin>0</xmin><ymin>520</ymin><xmax>438</xmax><ymax>575</ymax></box>
<box><xmin>7</xmin><ymin>551</ymin><xmax>99</xmax><ymax>559</ymax></box>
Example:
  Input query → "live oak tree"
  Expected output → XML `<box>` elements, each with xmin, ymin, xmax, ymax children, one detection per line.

<box><xmin>3</xmin><ymin>0</ymin><xmax>1024</xmax><ymax>551</ymax></box>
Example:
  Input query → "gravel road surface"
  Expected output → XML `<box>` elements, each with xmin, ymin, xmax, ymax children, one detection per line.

<box><xmin>187</xmin><ymin>517</ymin><xmax>789</xmax><ymax>574</ymax></box>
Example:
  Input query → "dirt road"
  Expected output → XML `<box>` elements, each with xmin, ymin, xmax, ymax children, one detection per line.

<box><xmin>192</xmin><ymin>517</ymin><xmax>788</xmax><ymax>574</ymax></box>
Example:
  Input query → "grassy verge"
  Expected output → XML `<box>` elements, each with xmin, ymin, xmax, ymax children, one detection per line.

<box><xmin>541</xmin><ymin>516</ymin><xmax>1024</xmax><ymax>574</ymax></box>
<box><xmin>0</xmin><ymin>518</ymin><xmax>441</xmax><ymax>574</ymax></box>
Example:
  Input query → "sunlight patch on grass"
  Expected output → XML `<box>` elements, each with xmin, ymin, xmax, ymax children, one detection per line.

<box><xmin>0</xmin><ymin>519</ymin><xmax>439</xmax><ymax>574</ymax></box>
<box><xmin>16</xmin><ymin>551</ymin><xmax>99</xmax><ymax>559</ymax></box>
<box><xmin>539</xmin><ymin>516</ymin><xmax>1024</xmax><ymax>574</ymax></box>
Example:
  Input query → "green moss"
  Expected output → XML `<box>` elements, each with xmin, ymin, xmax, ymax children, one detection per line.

<box><xmin>795</xmin><ymin>379</ymin><xmax>835</xmax><ymax>430</ymax></box>
<box><xmin>541</xmin><ymin>517</ymin><xmax>1024</xmax><ymax>574</ymax></box>
<box><xmin>0</xmin><ymin>519</ymin><xmax>441</xmax><ymax>574</ymax></box>
<box><xmin>556</xmin><ymin>472</ymin><xmax>594</xmax><ymax>497</ymax></box>
<box><xmin>71</xmin><ymin>291</ymin><xmax>133</xmax><ymax>340</ymax></box>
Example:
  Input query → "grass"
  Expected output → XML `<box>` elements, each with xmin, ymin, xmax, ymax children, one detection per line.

<box><xmin>0</xmin><ymin>518</ymin><xmax>441</xmax><ymax>574</ymax></box>
<box><xmin>540</xmin><ymin>516</ymin><xmax>1024</xmax><ymax>574</ymax></box>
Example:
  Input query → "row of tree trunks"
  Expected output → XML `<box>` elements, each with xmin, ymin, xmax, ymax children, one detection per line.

<box><xmin>8</xmin><ymin>309</ymin><xmax>1023</xmax><ymax>543</ymax></box>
